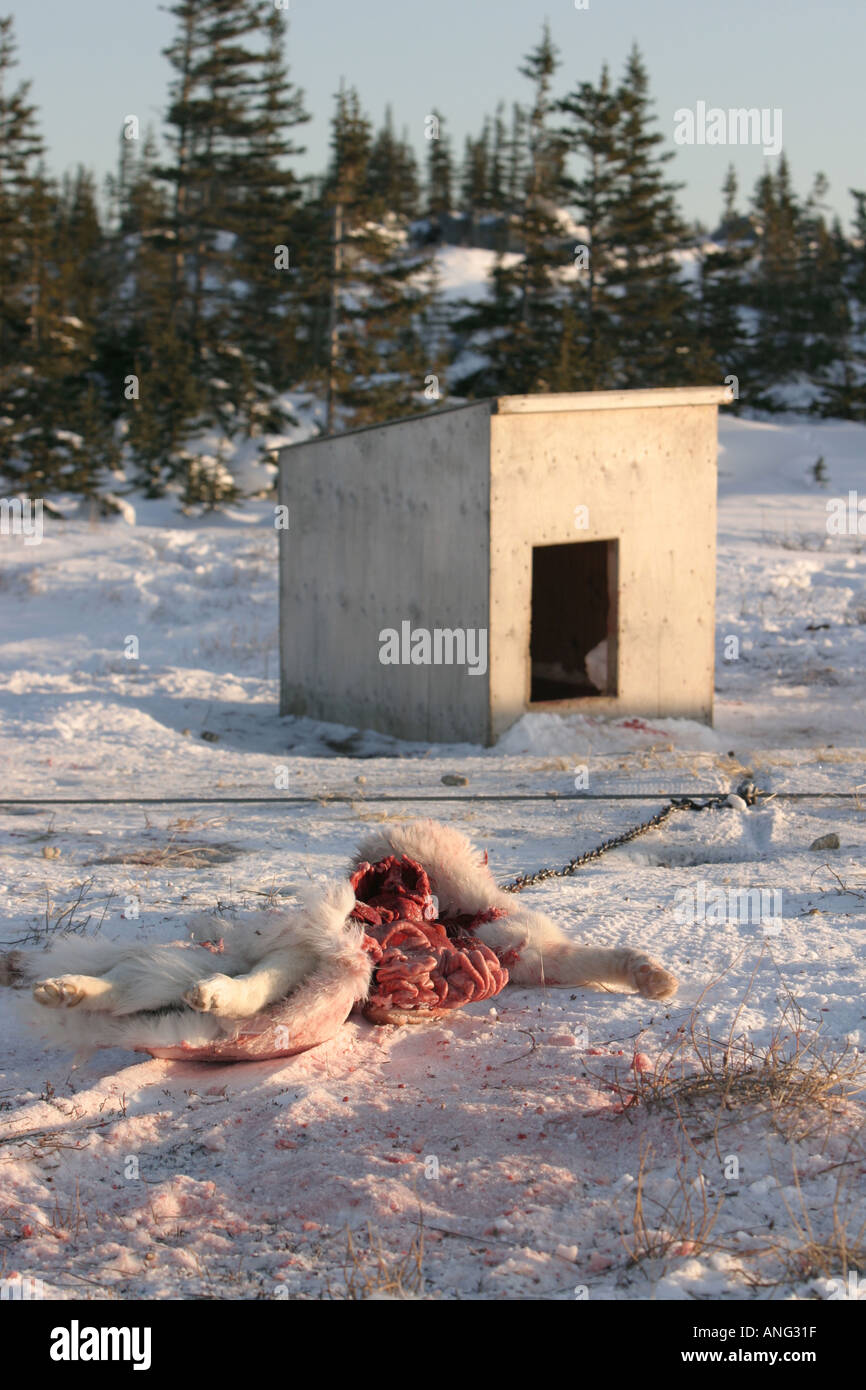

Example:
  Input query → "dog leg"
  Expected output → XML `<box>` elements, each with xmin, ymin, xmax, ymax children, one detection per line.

<box><xmin>32</xmin><ymin>954</ymin><xmax>220</xmax><ymax>1014</ymax></box>
<box><xmin>465</xmin><ymin>901</ymin><xmax>677</xmax><ymax>1001</ymax></box>
<box><xmin>183</xmin><ymin>950</ymin><xmax>308</xmax><ymax>1018</ymax></box>
<box><xmin>32</xmin><ymin>974</ymin><xmax>118</xmax><ymax>1010</ymax></box>
<box><xmin>508</xmin><ymin>941</ymin><xmax>677</xmax><ymax>1000</ymax></box>
<box><xmin>364</xmin><ymin>823</ymin><xmax>678</xmax><ymax>1002</ymax></box>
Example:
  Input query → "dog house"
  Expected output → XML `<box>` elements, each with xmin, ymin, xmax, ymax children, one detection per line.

<box><xmin>278</xmin><ymin>386</ymin><xmax>731</xmax><ymax>745</ymax></box>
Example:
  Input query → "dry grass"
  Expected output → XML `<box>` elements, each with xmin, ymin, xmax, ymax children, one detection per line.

<box><xmin>774</xmin><ymin>529</ymin><xmax>829</xmax><ymax>552</ymax></box>
<box><xmin>597</xmin><ymin>961</ymin><xmax>866</xmax><ymax>1293</ymax></box>
<box><xmin>84</xmin><ymin>840</ymin><xmax>243</xmax><ymax>869</ymax></box>
<box><xmin>50</xmin><ymin>1180</ymin><xmax>87</xmax><ymax>1241</ymax></box>
<box><xmin>737</xmin><ymin>1151</ymin><xmax>866</xmax><ymax>1295</ymax></box>
<box><xmin>812</xmin><ymin>863</ymin><xmax>866</xmax><ymax>905</ymax></box>
<box><xmin>332</xmin><ymin>1221</ymin><xmax>426</xmax><ymax>1300</ymax></box>
<box><xmin>624</xmin><ymin>1139</ymin><xmax>725</xmax><ymax>1266</ymax></box>
<box><xmin>618</xmin><ymin>1074</ymin><xmax>866</xmax><ymax>1292</ymax></box>
<box><xmin>1</xmin><ymin>877</ymin><xmax>116</xmax><ymax>948</ymax></box>
<box><xmin>776</xmin><ymin>1244</ymin><xmax>865</xmax><ymax>1292</ymax></box>
<box><xmin>605</xmin><ymin>959</ymin><xmax>865</xmax><ymax>1146</ymax></box>
<box><xmin>43</xmin><ymin>877</ymin><xmax>111</xmax><ymax>940</ymax></box>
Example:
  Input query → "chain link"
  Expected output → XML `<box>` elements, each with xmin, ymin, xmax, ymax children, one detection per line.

<box><xmin>499</xmin><ymin>780</ymin><xmax>762</xmax><ymax>893</ymax></box>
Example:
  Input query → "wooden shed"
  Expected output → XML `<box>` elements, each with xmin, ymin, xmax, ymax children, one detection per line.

<box><xmin>278</xmin><ymin>386</ymin><xmax>731</xmax><ymax>745</ymax></box>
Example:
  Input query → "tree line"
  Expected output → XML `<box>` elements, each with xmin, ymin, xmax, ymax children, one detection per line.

<box><xmin>1</xmin><ymin>6</ymin><xmax>864</xmax><ymax>506</ymax></box>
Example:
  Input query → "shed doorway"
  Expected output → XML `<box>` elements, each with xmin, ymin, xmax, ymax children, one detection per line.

<box><xmin>529</xmin><ymin>539</ymin><xmax>618</xmax><ymax>702</ymax></box>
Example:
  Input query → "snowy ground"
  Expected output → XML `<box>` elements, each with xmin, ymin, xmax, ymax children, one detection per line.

<box><xmin>0</xmin><ymin>413</ymin><xmax>864</xmax><ymax>1300</ymax></box>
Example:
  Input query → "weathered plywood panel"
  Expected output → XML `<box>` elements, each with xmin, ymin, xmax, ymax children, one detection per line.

<box><xmin>279</xmin><ymin>402</ymin><xmax>493</xmax><ymax>742</ymax></box>
<box><xmin>279</xmin><ymin>389</ymin><xmax>721</xmax><ymax>747</ymax></box>
<box><xmin>488</xmin><ymin>403</ymin><xmax>717</xmax><ymax>739</ymax></box>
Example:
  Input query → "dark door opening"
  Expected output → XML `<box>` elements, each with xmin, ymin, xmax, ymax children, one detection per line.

<box><xmin>529</xmin><ymin>539</ymin><xmax>618</xmax><ymax>702</ymax></box>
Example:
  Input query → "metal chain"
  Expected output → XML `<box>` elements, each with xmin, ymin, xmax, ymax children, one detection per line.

<box><xmin>499</xmin><ymin>780</ymin><xmax>762</xmax><ymax>893</ymax></box>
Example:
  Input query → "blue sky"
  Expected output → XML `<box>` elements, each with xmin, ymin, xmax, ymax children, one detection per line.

<box><xmin>4</xmin><ymin>0</ymin><xmax>863</xmax><ymax>228</ymax></box>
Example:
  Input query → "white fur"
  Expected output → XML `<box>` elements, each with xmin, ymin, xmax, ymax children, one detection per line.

<box><xmin>5</xmin><ymin>880</ymin><xmax>371</xmax><ymax>1055</ymax></box>
<box><xmin>2</xmin><ymin>821</ymin><xmax>677</xmax><ymax>1060</ymax></box>
<box><xmin>354</xmin><ymin>820</ymin><xmax>677</xmax><ymax>1000</ymax></box>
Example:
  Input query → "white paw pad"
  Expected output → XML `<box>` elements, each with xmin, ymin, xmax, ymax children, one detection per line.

<box><xmin>633</xmin><ymin>960</ymin><xmax>678</xmax><ymax>1001</ymax></box>
<box><xmin>183</xmin><ymin>975</ymin><xmax>236</xmax><ymax>1015</ymax></box>
<box><xmin>33</xmin><ymin>976</ymin><xmax>86</xmax><ymax>1008</ymax></box>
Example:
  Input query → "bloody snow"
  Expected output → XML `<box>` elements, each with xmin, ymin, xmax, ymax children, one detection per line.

<box><xmin>0</xmin><ymin>412</ymin><xmax>864</xmax><ymax>1300</ymax></box>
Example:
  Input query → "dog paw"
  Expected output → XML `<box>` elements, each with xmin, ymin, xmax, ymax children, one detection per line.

<box><xmin>633</xmin><ymin>960</ymin><xmax>678</xmax><ymax>1001</ymax></box>
<box><xmin>183</xmin><ymin>974</ymin><xmax>237</xmax><ymax>1015</ymax></box>
<box><xmin>33</xmin><ymin>976</ymin><xmax>86</xmax><ymax>1008</ymax></box>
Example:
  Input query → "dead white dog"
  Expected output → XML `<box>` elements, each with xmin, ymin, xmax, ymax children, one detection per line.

<box><xmin>1</xmin><ymin>820</ymin><xmax>677</xmax><ymax>1060</ymax></box>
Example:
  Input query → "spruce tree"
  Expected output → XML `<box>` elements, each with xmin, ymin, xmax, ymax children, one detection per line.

<box><xmin>0</xmin><ymin>16</ymin><xmax>45</xmax><ymax>490</ymax></box>
<box><xmin>0</xmin><ymin>15</ymin><xmax>114</xmax><ymax>499</ymax></box>
<box><xmin>511</xmin><ymin>22</ymin><xmax>568</xmax><ymax>388</ymax></box>
<box><xmin>721</xmin><ymin>165</ymin><xmax>738</xmax><ymax>231</ymax></box>
<box><xmin>101</xmin><ymin>124</ymin><xmax>206</xmax><ymax>494</ymax></box>
<box><xmin>7</xmin><ymin>165</ymin><xmax>117</xmax><ymax>497</ymax></box>
<box><xmin>849</xmin><ymin>189</ymin><xmax>866</xmax><ymax>324</ymax></box>
<box><xmin>821</xmin><ymin>189</ymin><xmax>866</xmax><ymax>418</ymax></box>
<box><xmin>466</xmin><ymin>24</ymin><xmax>568</xmax><ymax>394</ymax></box>
<box><xmin>425</xmin><ymin>109</ymin><xmax>454</xmax><ymax>218</ymax></box>
<box><xmin>315</xmin><ymin>84</ymin><xmax>438</xmax><ymax>431</ymax></box>
<box><xmin>804</xmin><ymin>179</ymin><xmax>859</xmax><ymax>417</ymax></box>
<box><xmin>557</xmin><ymin>64</ymin><xmax>620</xmax><ymax>387</ymax></box>
<box><xmin>799</xmin><ymin>174</ymin><xmax>850</xmax><ymax>380</ymax></box>
<box><xmin>748</xmin><ymin>156</ymin><xmax>802</xmax><ymax>395</ymax></box>
<box><xmin>745</xmin><ymin>161</ymin><xmax>855</xmax><ymax>409</ymax></box>
<box><xmin>227</xmin><ymin>5</ymin><xmax>309</xmax><ymax>407</ymax></box>
<box><xmin>460</xmin><ymin>124</ymin><xmax>490</xmax><ymax>215</ymax></box>
<box><xmin>504</xmin><ymin>103</ymin><xmax>528</xmax><ymax>214</ymax></box>
<box><xmin>366</xmin><ymin>106</ymin><xmax>419</xmax><ymax>220</ymax></box>
<box><xmin>488</xmin><ymin>103</ymin><xmax>507</xmax><ymax>212</ymax></box>
<box><xmin>602</xmin><ymin>46</ymin><xmax>696</xmax><ymax>387</ymax></box>
<box><xmin>152</xmin><ymin>0</ymin><xmax>308</xmax><ymax>499</ymax></box>
<box><xmin>693</xmin><ymin>165</ymin><xmax>754</xmax><ymax>397</ymax></box>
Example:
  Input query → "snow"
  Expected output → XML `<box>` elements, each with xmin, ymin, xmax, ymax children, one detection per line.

<box><xmin>434</xmin><ymin>244</ymin><xmax>521</xmax><ymax>302</ymax></box>
<box><xmin>0</xmin><ymin>412</ymin><xmax>865</xmax><ymax>1300</ymax></box>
